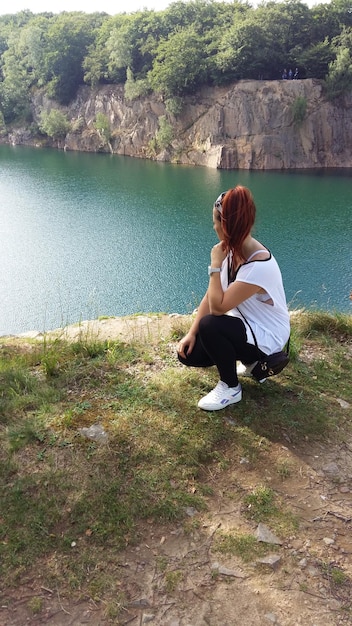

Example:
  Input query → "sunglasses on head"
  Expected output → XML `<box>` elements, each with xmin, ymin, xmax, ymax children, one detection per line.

<box><xmin>214</xmin><ymin>191</ymin><xmax>226</xmax><ymax>212</ymax></box>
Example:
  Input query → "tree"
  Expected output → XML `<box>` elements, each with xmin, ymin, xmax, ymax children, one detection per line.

<box><xmin>105</xmin><ymin>10</ymin><xmax>165</xmax><ymax>83</ymax></box>
<box><xmin>0</xmin><ymin>29</ymin><xmax>33</xmax><ymax>122</ymax></box>
<box><xmin>43</xmin><ymin>13</ymin><xmax>101</xmax><ymax>104</ymax></box>
<box><xmin>149</xmin><ymin>25</ymin><xmax>207</xmax><ymax>96</ymax></box>
<box><xmin>325</xmin><ymin>45</ymin><xmax>352</xmax><ymax>98</ymax></box>
<box><xmin>215</xmin><ymin>20</ymin><xmax>270</xmax><ymax>80</ymax></box>
<box><xmin>2</xmin><ymin>1</ymin><xmax>352</xmax><ymax>116</ymax></box>
<box><xmin>296</xmin><ymin>37</ymin><xmax>334</xmax><ymax>78</ymax></box>
<box><xmin>124</xmin><ymin>67</ymin><xmax>150</xmax><ymax>100</ymax></box>
<box><xmin>39</xmin><ymin>108</ymin><xmax>70</xmax><ymax>139</ymax></box>
<box><xmin>330</xmin><ymin>0</ymin><xmax>352</xmax><ymax>29</ymax></box>
<box><xmin>213</xmin><ymin>0</ymin><xmax>322</xmax><ymax>82</ymax></box>
<box><xmin>19</xmin><ymin>17</ymin><xmax>52</xmax><ymax>87</ymax></box>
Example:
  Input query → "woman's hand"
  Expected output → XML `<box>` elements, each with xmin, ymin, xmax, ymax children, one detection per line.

<box><xmin>177</xmin><ymin>331</ymin><xmax>196</xmax><ymax>358</ymax></box>
<box><xmin>210</xmin><ymin>241</ymin><xmax>226</xmax><ymax>268</ymax></box>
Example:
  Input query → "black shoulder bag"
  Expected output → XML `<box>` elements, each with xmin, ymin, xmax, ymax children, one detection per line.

<box><xmin>237</xmin><ymin>308</ymin><xmax>290</xmax><ymax>382</ymax></box>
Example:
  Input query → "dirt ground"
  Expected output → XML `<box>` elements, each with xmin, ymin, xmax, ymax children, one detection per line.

<box><xmin>1</xmin><ymin>315</ymin><xmax>351</xmax><ymax>626</ymax></box>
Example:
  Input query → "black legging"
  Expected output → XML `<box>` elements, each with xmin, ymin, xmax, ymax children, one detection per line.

<box><xmin>178</xmin><ymin>314</ymin><xmax>266</xmax><ymax>387</ymax></box>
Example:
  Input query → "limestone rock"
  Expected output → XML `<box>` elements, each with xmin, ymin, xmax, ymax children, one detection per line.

<box><xmin>14</xmin><ymin>79</ymin><xmax>352</xmax><ymax>170</ymax></box>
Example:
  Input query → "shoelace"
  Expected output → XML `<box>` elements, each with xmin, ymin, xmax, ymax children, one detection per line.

<box><xmin>211</xmin><ymin>382</ymin><xmax>237</xmax><ymax>399</ymax></box>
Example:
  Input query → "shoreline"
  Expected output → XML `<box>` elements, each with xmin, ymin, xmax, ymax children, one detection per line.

<box><xmin>1</xmin><ymin>313</ymin><xmax>192</xmax><ymax>344</ymax></box>
<box><xmin>2</xmin><ymin>309</ymin><xmax>351</xmax><ymax>344</ymax></box>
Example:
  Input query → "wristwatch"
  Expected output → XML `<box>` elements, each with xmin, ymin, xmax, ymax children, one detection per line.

<box><xmin>208</xmin><ymin>266</ymin><xmax>221</xmax><ymax>276</ymax></box>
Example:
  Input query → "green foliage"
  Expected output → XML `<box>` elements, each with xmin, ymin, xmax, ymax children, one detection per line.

<box><xmin>105</xmin><ymin>11</ymin><xmax>165</xmax><ymax>82</ymax></box>
<box><xmin>83</xmin><ymin>17</ymin><xmax>120</xmax><ymax>86</ymax></box>
<box><xmin>0</xmin><ymin>27</ymin><xmax>33</xmax><ymax>122</ymax></box>
<box><xmin>214</xmin><ymin>531</ymin><xmax>269</xmax><ymax>562</ymax></box>
<box><xmin>7</xmin><ymin>418</ymin><xmax>46</xmax><ymax>452</ymax></box>
<box><xmin>149</xmin><ymin>25</ymin><xmax>207</xmax><ymax>97</ymax></box>
<box><xmin>243</xmin><ymin>485</ymin><xmax>277</xmax><ymax>522</ymax></box>
<box><xmin>325</xmin><ymin>46</ymin><xmax>352</xmax><ymax>99</ymax></box>
<box><xmin>215</xmin><ymin>2</ymin><xmax>315</xmax><ymax>81</ymax></box>
<box><xmin>83</xmin><ymin>45</ymin><xmax>105</xmax><ymax>87</ymax></box>
<box><xmin>124</xmin><ymin>67</ymin><xmax>150</xmax><ymax>101</ymax></box>
<box><xmin>27</xmin><ymin>596</ymin><xmax>44</xmax><ymax>614</ymax></box>
<box><xmin>0</xmin><ymin>348</ymin><xmax>59</xmax><ymax>425</ymax></box>
<box><xmin>296</xmin><ymin>37</ymin><xmax>334</xmax><ymax>79</ymax></box>
<box><xmin>215</xmin><ymin>19</ymin><xmax>275</xmax><ymax>80</ymax></box>
<box><xmin>292</xmin><ymin>96</ymin><xmax>307</xmax><ymax>125</ymax></box>
<box><xmin>94</xmin><ymin>112</ymin><xmax>111</xmax><ymax>141</ymax></box>
<box><xmin>155</xmin><ymin>115</ymin><xmax>173</xmax><ymax>149</ymax></box>
<box><xmin>0</xmin><ymin>2</ymin><xmax>352</xmax><ymax>124</ymax></box>
<box><xmin>39</xmin><ymin>109</ymin><xmax>71</xmax><ymax>139</ymax></box>
<box><xmin>165</xmin><ymin>96</ymin><xmax>183</xmax><ymax>117</ymax></box>
<box><xmin>293</xmin><ymin>310</ymin><xmax>352</xmax><ymax>339</ymax></box>
<box><xmin>0</xmin><ymin>109</ymin><xmax>5</xmax><ymax>132</ymax></box>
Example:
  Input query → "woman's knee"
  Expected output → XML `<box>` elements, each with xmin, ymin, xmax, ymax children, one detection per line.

<box><xmin>198</xmin><ymin>314</ymin><xmax>222</xmax><ymax>336</ymax></box>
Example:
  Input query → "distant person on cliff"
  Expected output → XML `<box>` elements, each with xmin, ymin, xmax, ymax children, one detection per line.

<box><xmin>288</xmin><ymin>68</ymin><xmax>293</xmax><ymax>79</ymax></box>
<box><xmin>177</xmin><ymin>186</ymin><xmax>290</xmax><ymax>411</ymax></box>
<box><xmin>294</xmin><ymin>67</ymin><xmax>299</xmax><ymax>79</ymax></box>
<box><xmin>282</xmin><ymin>68</ymin><xmax>288</xmax><ymax>79</ymax></box>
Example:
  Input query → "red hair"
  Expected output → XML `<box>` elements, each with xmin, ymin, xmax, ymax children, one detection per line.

<box><xmin>220</xmin><ymin>185</ymin><xmax>256</xmax><ymax>269</ymax></box>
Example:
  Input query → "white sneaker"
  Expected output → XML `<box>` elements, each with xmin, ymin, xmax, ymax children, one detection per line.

<box><xmin>198</xmin><ymin>381</ymin><xmax>242</xmax><ymax>411</ymax></box>
<box><xmin>237</xmin><ymin>361</ymin><xmax>257</xmax><ymax>377</ymax></box>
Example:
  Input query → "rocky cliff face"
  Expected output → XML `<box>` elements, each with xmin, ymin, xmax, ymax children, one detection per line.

<box><xmin>8</xmin><ymin>79</ymin><xmax>352</xmax><ymax>170</ymax></box>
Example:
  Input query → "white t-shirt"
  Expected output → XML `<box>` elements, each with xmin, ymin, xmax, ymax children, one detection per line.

<box><xmin>220</xmin><ymin>251</ymin><xmax>290</xmax><ymax>355</ymax></box>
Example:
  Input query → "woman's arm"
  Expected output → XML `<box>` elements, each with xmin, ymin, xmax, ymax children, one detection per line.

<box><xmin>208</xmin><ymin>275</ymin><xmax>260</xmax><ymax>315</ymax></box>
<box><xmin>208</xmin><ymin>242</ymin><xmax>261</xmax><ymax>315</ymax></box>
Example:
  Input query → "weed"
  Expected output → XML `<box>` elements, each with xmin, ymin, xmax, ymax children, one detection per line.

<box><xmin>331</xmin><ymin>568</ymin><xmax>349</xmax><ymax>586</ymax></box>
<box><xmin>214</xmin><ymin>531</ymin><xmax>269</xmax><ymax>562</ymax></box>
<box><xmin>243</xmin><ymin>485</ymin><xmax>277</xmax><ymax>522</ymax></box>
<box><xmin>321</xmin><ymin>561</ymin><xmax>350</xmax><ymax>586</ymax></box>
<box><xmin>103</xmin><ymin>596</ymin><xmax>126</xmax><ymax>619</ymax></box>
<box><xmin>164</xmin><ymin>570</ymin><xmax>183</xmax><ymax>593</ymax></box>
<box><xmin>293</xmin><ymin>310</ymin><xmax>352</xmax><ymax>341</ymax></box>
<box><xmin>276</xmin><ymin>457</ymin><xmax>292</xmax><ymax>480</ymax></box>
<box><xmin>7</xmin><ymin>417</ymin><xmax>46</xmax><ymax>451</ymax></box>
<box><xmin>156</xmin><ymin>556</ymin><xmax>169</xmax><ymax>572</ymax></box>
<box><xmin>169</xmin><ymin>318</ymin><xmax>191</xmax><ymax>341</ymax></box>
<box><xmin>27</xmin><ymin>596</ymin><xmax>43</xmax><ymax>614</ymax></box>
<box><xmin>243</xmin><ymin>485</ymin><xmax>298</xmax><ymax>534</ymax></box>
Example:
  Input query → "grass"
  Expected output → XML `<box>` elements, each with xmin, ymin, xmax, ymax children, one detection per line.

<box><xmin>0</xmin><ymin>310</ymin><xmax>351</xmax><ymax>603</ymax></box>
<box><xmin>214</xmin><ymin>531</ymin><xmax>270</xmax><ymax>563</ymax></box>
<box><xmin>242</xmin><ymin>484</ymin><xmax>299</xmax><ymax>535</ymax></box>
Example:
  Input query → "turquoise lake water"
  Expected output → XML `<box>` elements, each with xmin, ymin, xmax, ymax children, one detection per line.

<box><xmin>0</xmin><ymin>145</ymin><xmax>351</xmax><ymax>335</ymax></box>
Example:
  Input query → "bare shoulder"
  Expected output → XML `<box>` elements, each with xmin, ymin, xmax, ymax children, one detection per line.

<box><xmin>249</xmin><ymin>248</ymin><xmax>271</xmax><ymax>262</ymax></box>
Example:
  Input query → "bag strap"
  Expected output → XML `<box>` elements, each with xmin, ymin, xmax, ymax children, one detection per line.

<box><xmin>236</xmin><ymin>307</ymin><xmax>259</xmax><ymax>348</ymax></box>
<box><xmin>237</xmin><ymin>307</ymin><xmax>290</xmax><ymax>355</ymax></box>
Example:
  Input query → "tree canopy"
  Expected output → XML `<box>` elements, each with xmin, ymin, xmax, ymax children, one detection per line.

<box><xmin>1</xmin><ymin>0</ymin><xmax>351</xmax><ymax>124</ymax></box>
